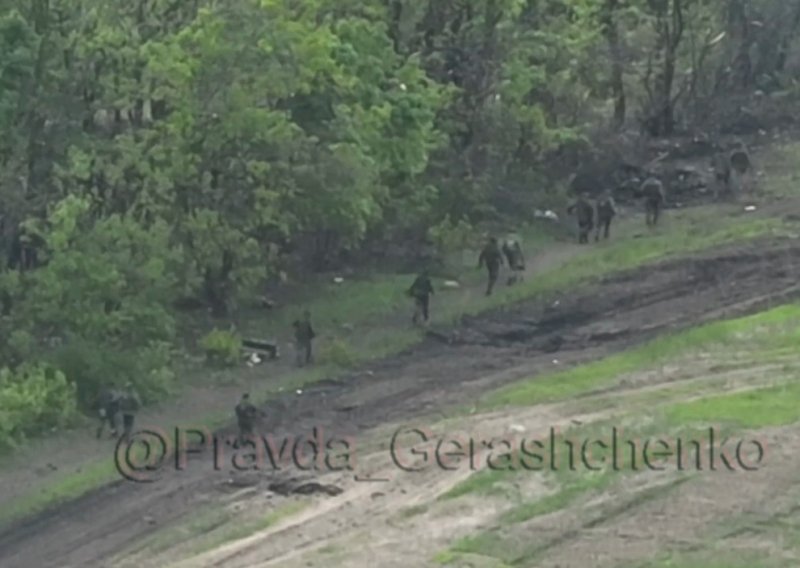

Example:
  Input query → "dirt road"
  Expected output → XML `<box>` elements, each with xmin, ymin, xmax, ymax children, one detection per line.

<box><xmin>1</xmin><ymin>235</ymin><xmax>799</xmax><ymax>568</ymax></box>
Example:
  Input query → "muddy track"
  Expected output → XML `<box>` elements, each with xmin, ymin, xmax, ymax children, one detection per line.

<box><xmin>1</xmin><ymin>237</ymin><xmax>800</xmax><ymax>568</ymax></box>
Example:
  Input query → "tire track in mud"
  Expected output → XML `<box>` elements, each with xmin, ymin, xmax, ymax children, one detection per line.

<box><xmin>1</xmin><ymin>237</ymin><xmax>800</xmax><ymax>568</ymax></box>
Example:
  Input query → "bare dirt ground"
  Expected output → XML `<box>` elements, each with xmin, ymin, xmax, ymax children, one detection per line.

<box><xmin>0</xmin><ymin>241</ymin><xmax>581</xmax><ymax>517</ymax></box>
<box><xmin>2</xmin><ymin>230</ymin><xmax>800</xmax><ymax>568</ymax></box>
<box><xmin>144</xmin><ymin>362</ymin><xmax>796</xmax><ymax>568</ymax></box>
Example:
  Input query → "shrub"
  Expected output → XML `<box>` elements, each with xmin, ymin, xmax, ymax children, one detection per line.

<box><xmin>49</xmin><ymin>338</ymin><xmax>176</xmax><ymax>408</ymax></box>
<box><xmin>318</xmin><ymin>338</ymin><xmax>357</xmax><ymax>368</ymax></box>
<box><xmin>200</xmin><ymin>328</ymin><xmax>242</xmax><ymax>367</ymax></box>
<box><xmin>0</xmin><ymin>363</ymin><xmax>78</xmax><ymax>450</ymax></box>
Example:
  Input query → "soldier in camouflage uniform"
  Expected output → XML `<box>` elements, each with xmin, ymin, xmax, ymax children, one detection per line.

<box><xmin>641</xmin><ymin>176</ymin><xmax>665</xmax><ymax>227</ymax></box>
<box><xmin>502</xmin><ymin>237</ymin><xmax>525</xmax><ymax>285</ymax></box>
<box><xmin>595</xmin><ymin>191</ymin><xmax>617</xmax><ymax>241</ymax></box>
<box><xmin>567</xmin><ymin>193</ymin><xmax>594</xmax><ymax>244</ymax></box>
<box><xmin>95</xmin><ymin>385</ymin><xmax>120</xmax><ymax>439</ymax></box>
<box><xmin>118</xmin><ymin>383</ymin><xmax>141</xmax><ymax>441</ymax></box>
<box><xmin>408</xmin><ymin>269</ymin><xmax>434</xmax><ymax>325</ymax></box>
<box><xmin>293</xmin><ymin>311</ymin><xmax>315</xmax><ymax>367</ymax></box>
<box><xmin>478</xmin><ymin>237</ymin><xmax>504</xmax><ymax>296</ymax></box>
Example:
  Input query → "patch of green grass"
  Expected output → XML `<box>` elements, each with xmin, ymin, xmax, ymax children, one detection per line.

<box><xmin>0</xmin><ymin>457</ymin><xmax>119</xmax><ymax>528</ymax></box>
<box><xmin>461</xmin><ymin>212</ymin><xmax>789</xmax><ymax>317</ymax></box>
<box><xmin>4</xmin><ymin>192</ymin><xmax>793</xmax><ymax>531</ymax></box>
<box><xmin>664</xmin><ymin>381</ymin><xmax>800</xmax><ymax>429</ymax></box>
<box><xmin>122</xmin><ymin>500</ymin><xmax>308</xmax><ymax>566</ymax></box>
<box><xmin>442</xmin><ymin>478</ymin><xmax>689</xmax><ymax>567</ymax></box>
<box><xmin>189</xmin><ymin>499</ymin><xmax>308</xmax><ymax>556</ymax></box>
<box><xmin>501</xmin><ymin>471</ymin><xmax>615</xmax><ymax>524</ymax></box>
<box><xmin>638</xmin><ymin>550</ymin><xmax>787</xmax><ymax>568</ymax></box>
<box><xmin>398</xmin><ymin>504</ymin><xmax>429</xmax><ymax>518</ymax></box>
<box><xmin>482</xmin><ymin>302</ymin><xmax>800</xmax><ymax>409</ymax></box>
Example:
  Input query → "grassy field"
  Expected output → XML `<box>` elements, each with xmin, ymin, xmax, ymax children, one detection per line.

<box><xmin>4</xmin><ymin>141</ymin><xmax>800</xmax><ymax>537</ymax></box>
<box><xmin>432</xmin><ymin>301</ymin><xmax>800</xmax><ymax>566</ymax></box>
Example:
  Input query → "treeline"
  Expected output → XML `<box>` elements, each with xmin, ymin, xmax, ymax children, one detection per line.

<box><xmin>0</xmin><ymin>0</ymin><xmax>799</xmax><ymax>448</ymax></box>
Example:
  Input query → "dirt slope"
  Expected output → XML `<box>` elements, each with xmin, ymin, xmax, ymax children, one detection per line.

<box><xmin>1</xmin><ymin>235</ymin><xmax>799</xmax><ymax>568</ymax></box>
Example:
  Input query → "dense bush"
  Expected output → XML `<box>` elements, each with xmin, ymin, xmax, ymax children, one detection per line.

<box><xmin>0</xmin><ymin>0</ymin><xmax>797</xmax><ymax>446</ymax></box>
<box><xmin>0</xmin><ymin>364</ymin><xmax>78</xmax><ymax>450</ymax></box>
<box><xmin>200</xmin><ymin>329</ymin><xmax>243</xmax><ymax>367</ymax></box>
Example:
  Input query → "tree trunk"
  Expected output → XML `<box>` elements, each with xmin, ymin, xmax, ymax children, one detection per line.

<box><xmin>602</xmin><ymin>0</ymin><xmax>626</xmax><ymax>129</ymax></box>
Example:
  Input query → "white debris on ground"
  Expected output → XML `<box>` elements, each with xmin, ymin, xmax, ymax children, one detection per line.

<box><xmin>534</xmin><ymin>209</ymin><xmax>559</xmax><ymax>221</ymax></box>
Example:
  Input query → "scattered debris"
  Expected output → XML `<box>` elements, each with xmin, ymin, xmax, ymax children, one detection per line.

<box><xmin>242</xmin><ymin>338</ymin><xmax>279</xmax><ymax>360</ymax></box>
<box><xmin>744</xmin><ymin>205</ymin><xmax>757</xmax><ymax>212</ymax></box>
<box><xmin>296</xmin><ymin>389</ymin><xmax>303</xmax><ymax>395</ymax></box>
<box><xmin>552</xmin><ymin>359</ymin><xmax>560</xmax><ymax>364</ymax></box>
<box><xmin>333</xmin><ymin>277</ymin><xmax>344</xmax><ymax>284</ymax></box>
<box><xmin>442</xmin><ymin>280</ymin><xmax>460</xmax><ymax>289</ymax></box>
<box><xmin>268</xmin><ymin>480</ymin><xmax>343</xmax><ymax>497</ymax></box>
<box><xmin>534</xmin><ymin>209</ymin><xmax>559</xmax><ymax>221</ymax></box>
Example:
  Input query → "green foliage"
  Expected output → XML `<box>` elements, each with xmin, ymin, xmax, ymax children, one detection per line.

<box><xmin>0</xmin><ymin>0</ymin><xmax>792</xmax><ymax>449</ymax></box>
<box><xmin>199</xmin><ymin>328</ymin><xmax>242</xmax><ymax>367</ymax></box>
<box><xmin>318</xmin><ymin>338</ymin><xmax>357</xmax><ymax>368</ymax></box>
<box><xmin>427</xmin><ymin>215</ymin><xmax>477</xmax><ymax>254</ymax></box>
<box><xmin>0</xmin><ymin>364</ymin><xmax>78</xmax><ymax>450</ymax></box>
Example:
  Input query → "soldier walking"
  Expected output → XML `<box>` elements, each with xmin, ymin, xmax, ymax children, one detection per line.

<box><xmin>95</xmin><ymin>385</ymin><xmax>120</xmax><ymax>439</ymax></box>
<box><xmin>502</xmin><ymin>236</ymin><xmax>525</xmax><ymax>285</ymax></box>
<box><xmin>478</xmin><ymin>236</ymin><xmax>503</xmax><ymax>296</ymax></box>
<box><xmin>567</xmin><ymin>193</ymin><xmax>594</xmax><ymax>244</ymax></box>
<box><xmin>118</xmin><ymin>382</ymin><xmax>141</xmax><ymax>441</ymax></box>
<box><xmin>234</xmin><ymin>393</ymin><xmax>263</xmax><ymax>447</ymax></box>
<box><xmin>293</xmin><ymin>310</ymin><xmax>315</xmax><ymax>367</ymax></box>
<box><xmin>408</xmin><ymin>269</ymin><xmax>434</xmax><ymax>325</ymax></box>
<box><xmin>595</xmin><ymin>192</ymin><xmax>617</xmax><ymax>241</ymax></box>
<box><xmin>641</xmin><ymin>175</ymin><xmax>665</xmax><ymax>226</ymax></box>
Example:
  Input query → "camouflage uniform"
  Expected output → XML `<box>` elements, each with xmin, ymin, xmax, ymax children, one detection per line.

<box><xmin>501</xmin><ymin>239</ymin><xmax>525</xmax><ymax>285</ymax></box>
<box><xmin>595</xmin><ymin>194</ymin><xmax>617</xmax><ymax>241</ymax></box>
<box><xmin>293</xmin><ymin>311</ymin><xmax>315</xmax><ymax>367</ymax></box>
<box><xmin>567</xmin><ymin>195</ymin><xmax>594</xmax><ymax>244</ymax></box>
<box><xmin>95</xmin><ymin>386</ymin><xmax>120</xmax><ymax>439</ymax></box>
<box><xmin>641</xmin><ymin>177</ymin><xmax>665</xmax><ymax>226</ymax></box>
<box><xmin>235</xmin><ymin>393</ymin><xmax>261</xmax><ymax>446</ymax></box>
<box><xmin>478</xmin><ymin>238</ymin><xmax>504</xmax><ymax>296</ymax></box>
<box><xmin>408</xmin><ymin>271</ymin><xmax>434</xmax><ymax>325</ymax></box>
<box><xmin>118</xmin><ymin>384</ymin><xmax>141</xmax><ymax>441</ymax></box>
<box><xmin>711</xmin><ymin>152</ymin><xmax>731</xmax><ymax>199</ymax></box>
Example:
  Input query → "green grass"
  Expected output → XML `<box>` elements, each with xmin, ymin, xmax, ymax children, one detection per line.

<box><xmin>0</xmin><ymin>457</ymin><xmax>119</xmax><ymax>528</ymax></box>
<box><xmin>482</xmin><ymin>302</ymin><xmax>800</xmax><ymax>409</ymax></box>
<box><xmin>637</xmin><ymin>551</ymin><xmax>789</xmax><ymax>568</ymax></box>
<box><xmin>460</xmin><ymin>209</ymin><xmax>790</xmax><ymax>317</ymax></box>
<box><xmin>123</xmin><ymin>499</ymin><xmax>308</xmax><ymax>564</ymax></box>
<box><xmin>439</xmin><ymin>478</ymin><xmax>689</xmax><ymax>567</ymax></box>
<box><xmin>664</xmin><ymin>381</ymin><xmax>800</xmax><ymax>429</ymax></box>
<box><xmin>189</xmin><ymin>500</ymin><xmax>308</xmax><ymax>556</ymax></box>
<box><xmin>2</xmin><ymin>181</ymin><xmax>796</xmax><ymax>532</ymax></box>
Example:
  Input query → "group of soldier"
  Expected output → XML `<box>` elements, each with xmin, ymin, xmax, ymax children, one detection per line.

<box><xmin>94</xmin><ymin>382</ymin><xmax>142</xmax><ymax>441</ymax></box>
<box><xmin>406</xmin><ymin>234</ymin><xmax>525</xmax><ymax>327</ymax></box>
<box><xmin>567</xmin><ymin>174</ymin><xmax>667</xmax><ymax>245</ymax></box>
<box><xmin>119</xmin><ymin>144</ymin><xmax>755</xmax><ymax>447</ymax></box>
<box><xmin>95</xmin><ymin>313</ymin><xmax>315</xmax><ymax>445</ymax></box>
